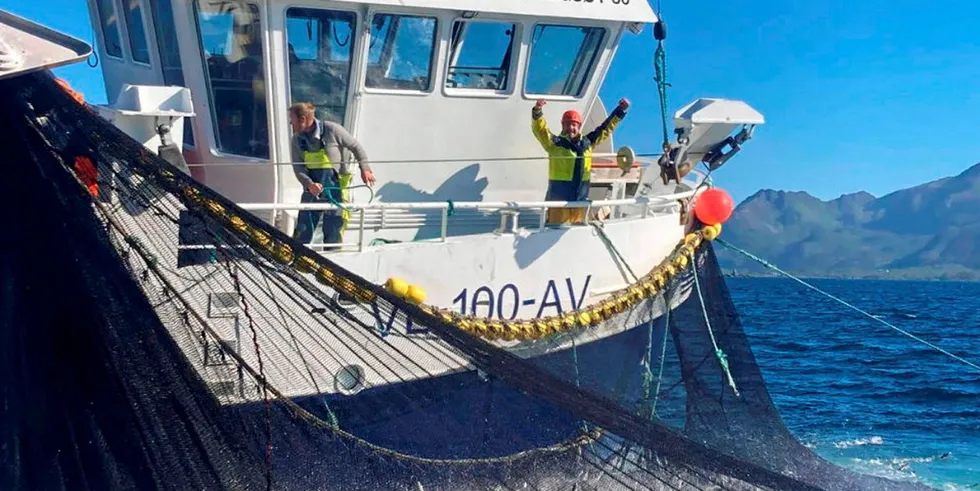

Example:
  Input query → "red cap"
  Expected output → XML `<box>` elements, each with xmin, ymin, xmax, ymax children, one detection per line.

<box><xmin>561</xmin><ymin>110</ymin><xmax>583</xmax><ymax>125</ymax></box>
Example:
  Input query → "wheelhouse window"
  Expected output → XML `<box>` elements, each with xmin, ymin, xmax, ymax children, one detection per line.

<box><xmin>194</xmin><ymin>0</ymin><xmax>268</xmax><ymax>158</ymax></box>
<box><xmin>525</xmin><ymin>25</ymin><xmax>606</xmax><ymax>97</ymax></box>
<box><xmin>125</xmin><ymin>0</ymin><xmax>150</xmax><ymax>63</ymax></box>
<box><xmin>286</xmin><ymin>8</ymin><xmax>356</xmax><ymax>124</ymax></box>
<box><xmin>366</xmin><ymin>14</ymin><xmax>437</xmax><ymax>91</ymax></box>
<box><xmin>148</xmin><ymin>0</ymin><xmax>194</xmax><ymax>145</ymax></box>
<box><xmin>94</xmin><ymin>0</ymin><xmax>123</xmax><ymax>58</ymax></box>
<box><xmin>445</xmin><ymin>20</ymin><xmax>516</xmax><ymax>91</ymax></box>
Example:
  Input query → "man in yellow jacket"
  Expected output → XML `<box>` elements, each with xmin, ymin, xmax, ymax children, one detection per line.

<box><xmin>531</xmin><ymin>97</ymin><xmax>629</xmax><ymax>225</ymax></box>
<box><xmin>289</xmin><ymin>102</ymin><xmax>376</xmax><ymax>246</ymax></box>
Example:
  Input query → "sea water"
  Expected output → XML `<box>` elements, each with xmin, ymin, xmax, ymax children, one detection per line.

<box><xmin>728</xmin><ymin>277</ymin><xmax>980</xmax><ymax>490</ymax></box>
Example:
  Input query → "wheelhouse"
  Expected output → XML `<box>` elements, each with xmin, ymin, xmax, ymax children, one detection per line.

<box><xmin>85</xmin><ymin>0</ymin><xmax>659</xmax><ymax>240</ymax></box>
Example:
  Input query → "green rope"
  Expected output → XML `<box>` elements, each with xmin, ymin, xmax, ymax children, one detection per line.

<box><xmin>641</xmin><ymin>305</ymin><xmax>655</xmax><ymax>415</ymax></box>
<box><xmin>571</xmin><ymin>336</ymin><xmax>581</xmax><ymax>389</ymax></box>
<box><xmin>654</xmin><ymin>41</ymin><xmax>670</xmax><ymax>150</ymax></box>
<box><xmin>446</xmin><ymin>200</ymin><xmax>455</xmax><ymax>217</ymax></box>
<box><xmin>641</xmin><ymin>294</ymin><xmax>671</xmax><ymax>420</ymax></box>
<box><xmin>716</xmin><ymin>238</ymin><xmax>980</xmax><ymax>374</ymax></box>
<box><xmin>315</xmin><ymin>185</ymin><xmax>349</xmax><ymax>211</ymax></box>
<box><xmin>652</xmin><ymin>2</ymin><xmax>670</xmax><ymax>151</ymax></box>
<box><xmin>569</xmin><ymin>336</ymin><xmax>597</xmax><ymax>454</ymax></box>
<box><xmin>312</xmin><ymin>183</ymin><xmax>375</xmax><ymax>212</ymax></box>
<box><xmin>650</xmin><ymin>295</ymin><xmax>671</xmax><ymax>419</ymax></box>
<box><xmin>321</xmin><ymin>399</ymin><xmax>340</xmax><ymax>429</ymax></box>
<box><xmin>691</xmin><ymin>258</ymin><xmax>741</xmax><ymax>397</ymax></box>
<box><xmin>590</xmin><ymin>223</ymin><xmax>639</xmax><ymax>282</ymax></box>
<box><xmin>209</xmin><ymin>229</ymin><xmax>220</xmax><ymax>264</ymax></box>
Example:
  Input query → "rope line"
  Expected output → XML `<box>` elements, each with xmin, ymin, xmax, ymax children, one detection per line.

<box><xmin>71</xmin><ymin>155</ymin><xmax>605</xmax><ymax>468</ymax></box>
<box><xmin>591</xmin><ymin>222</ymin><xmax>640</xmax><ymax>283</ymax></box>
<box><xmin>652</xmin><ymin>6</ymin><xmax>670</xmax><ymax>152</ymax></box>
<box><xmin>228</xmin><ymin>263</ymin><xmax>274</xmax><ymax>491</ymax></box>
<box><xmin>691</xmin><ymin>261</ymin><xmax>740</xmax><ymax>397</ymax></box>
<box><xmin>651</xmin><ymin>293</ymin><xmax>671</xmax><ymax>419</ymax></box>
<box><xmin>183</xmin><ymin>152</ymin><xmax>666</xmax><ymax>168</ymax></box>
<box><xmin>107</xmin><ymin>208</ymin><xmax>604</xmax><ymax>466</ymax></box>
<box><xmin>310</xmin><ymin>183</ymin><xmax>376</xmax><ymax>211</ymax></box>
<box><xmin>30</xmin><ymin>69</ymin><xmax>836</xmax><ymax>490</ymax></box>
<box><xmin>654</xmin><ymin>44</ymin><xmax>669</xmax><ymax>150</ymax></box>
<box><xmin>717</xmin><ymin>238</ymin><xmax>980</xmax><ymax>374</ymax></box>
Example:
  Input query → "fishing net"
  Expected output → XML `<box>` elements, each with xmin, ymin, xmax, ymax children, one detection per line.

<box><xmin>0</xmin><ymin>72</ymin><xmax>935</xmax><ymax>491</ymax></box>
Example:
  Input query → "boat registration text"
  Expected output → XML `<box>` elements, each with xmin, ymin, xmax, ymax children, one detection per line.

<box><xmin>451</xmin><ymin>275</ymin><xmax>593</xmax><ymax>320</ymax></box>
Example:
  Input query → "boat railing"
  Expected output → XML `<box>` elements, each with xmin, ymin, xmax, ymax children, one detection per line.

<box><xmin>237</xmin><ymin>190</ymin><xmax>700</xmax><ymax>252</ymax></box>
<box><xmin>179</xmin><ymin>154</ymin><xmax>709</xmax><ymax>252</ymax></box>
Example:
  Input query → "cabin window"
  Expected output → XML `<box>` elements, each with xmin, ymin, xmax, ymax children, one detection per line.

<box><xmin>364</xmin><ymin>14</ymin><xmax>437</xmax><ymax>91</ymax></box>
<box><xmin>125</xmin><ymin>0</ymin><xmax>151</xmax><ymax>64</ymax></box>
<box><xmin>445</xmin><ymin>20</ymin><xmax>516</xmax><ymax>91</ymax></box>
<box><xmin>194</xmin><ymin>0</ymin><xmax>268</xmax><ymax>159</ymax></box>
<box><xmin>525</xmin><ymin>25</ymin><xmax>606</xmax><ymax>97</ymax></box>
<box><xmin>147</xmin><ymin>0</ymin><xmax>194</xmax><ymax>145</ymax></box>
<box><xmin>285</xmin><ymin>8</ymin><xmax>357</xmax><ymax>124</ymax></box>
<box><xmin>94</xmin><ymin>0</ymin><xmax>123</xmax><ymax>58</ymax></box>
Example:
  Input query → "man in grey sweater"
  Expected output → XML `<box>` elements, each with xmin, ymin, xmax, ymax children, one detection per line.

<box><xmin>288</xmin><ymin>102</ymin><xmax>376</xmax><ymax>246</ymax></box>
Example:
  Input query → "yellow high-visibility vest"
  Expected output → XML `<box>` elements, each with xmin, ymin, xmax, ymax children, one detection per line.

<box><xmin>303</xmin><ymin>148</ymin><xmax>333</xmax><ymax>169</ymax></box>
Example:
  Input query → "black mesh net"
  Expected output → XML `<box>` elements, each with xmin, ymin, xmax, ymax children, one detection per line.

<box><xmin>0</xmin><ymin>72</ymin><xmax>936</xmax><ymax>491</ymax></box>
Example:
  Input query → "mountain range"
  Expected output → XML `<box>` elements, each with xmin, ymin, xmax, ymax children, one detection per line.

<box><xmin>716</xmin><ymin>163</ymin><xmax>980</xmax><ymax>280</ymax></box>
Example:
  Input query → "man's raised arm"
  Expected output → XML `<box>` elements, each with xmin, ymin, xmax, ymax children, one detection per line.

<box><xmin>586</xmin><ymin>98</ymin><xmax>630</xmax><ymax>148</ymax></box>
<box><xmin>531</xmin><ymin>99</ymin><xmax>554</xmax><ymax>150</ymax></box>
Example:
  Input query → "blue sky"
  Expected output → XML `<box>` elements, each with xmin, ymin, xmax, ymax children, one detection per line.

<box><xmin>3</xmin><ymin>0</ymin><xmax>978</xmax><ymax>204</ymax></box>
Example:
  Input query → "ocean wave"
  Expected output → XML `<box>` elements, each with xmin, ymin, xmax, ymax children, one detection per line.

<box><xmin>848</xmin><ymin>453</ymin><xmax>958</xmax><ymax>485</ymax></box>
<box><xmin>843</xmin><ymin>456</ymin><xmax>918</xmax><ymax>482</ymax></box>
<box><xmin>853</xmin><ymin>454</ymin><xmax>953</xmax><ymax>466</ymax></box>
<box><xmin>833</xmin><ymin>436</ymin><xmax>884</xmax><ymax>448</ymax></box>
<box><xmin>844</xmin><ymin>452</ymin><xmax>956</xmax><ymax>488</ymax></box>
<box><xmin>729</xmin><ymin>278</ymin><xmax>978</xmax><ymax>489</ymax></box>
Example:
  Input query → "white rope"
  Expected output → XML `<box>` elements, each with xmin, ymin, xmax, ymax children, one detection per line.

<box><xmin>717</xmin><ymin>238</ymin><xmax>980</xmax><ymax>374</ymax></box>
<box><xmin>0</xmin><ymin>36</ymin><xmax>25</xmax><ymax>72</ymax></box>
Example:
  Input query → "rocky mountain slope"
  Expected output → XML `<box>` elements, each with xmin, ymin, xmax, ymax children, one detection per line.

<box><xmin>717</xmin><ymin>163</ymin><xmax>980</xmax><ymax>280</ymax></box>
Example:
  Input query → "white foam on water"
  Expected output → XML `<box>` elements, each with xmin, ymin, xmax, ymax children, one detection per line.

<box><xmin>833</xmin><ymin>436</ymin><xmax>885</xmax><ymax>448</ymax></box>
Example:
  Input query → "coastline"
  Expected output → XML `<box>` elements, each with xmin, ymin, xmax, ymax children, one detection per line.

<box><xmin>723</xmin><ymin>270</ymin><xmax>980</xmax><ymax>282</ymax></box>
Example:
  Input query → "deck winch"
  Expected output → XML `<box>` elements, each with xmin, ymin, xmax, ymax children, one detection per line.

<box><xmin>655</xmin><ymin>98</ymin><xmax>765</xmax><ymax>185</ymax></box>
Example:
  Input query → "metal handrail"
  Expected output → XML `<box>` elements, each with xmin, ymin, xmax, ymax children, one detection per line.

<box><xmin>236</xmin><ymin>189</ymin><xmax>702</xmax><ymax>253</ymax></box>
<box><xmin>181</xmin><ymin>152</ymin><xmax>662</xmax><ymax>168</ymax></box>
<box><xmin>237</xmin><ymin>190</ymin><xmax>698</xmax><ymax>212</ymax></box>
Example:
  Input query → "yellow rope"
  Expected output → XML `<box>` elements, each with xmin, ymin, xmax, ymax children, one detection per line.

<box><xmin>180</xmin><ymin>179</ymin><xmax>723</xmax><ymax>343</ymax></box>
<box><xmin>422</xmin><ymin>225</ymin><xmax>719</xmax><ymax>341</ymax></box>
<box><xmin>101</xmin><ymin>181</ymin><xmax>605</xmax><ymax>467</ymax></box>
<box><xmin>101</xmin><ymin>168</ymin><xmax>729</xmax><ymax>464</ymax></box>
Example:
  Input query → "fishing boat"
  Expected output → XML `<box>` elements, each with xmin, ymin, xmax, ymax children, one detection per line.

<box><xmin>58</xmin><ymin>0</ymin><xmax>761</xmax><ymax>436</ymax></box>
<box><xmin>5</xmin><ymin>4</ymin><xmax>938</xmax><ymax>491</ymax></box>
<box><xmin>85</xmin><ymin>0</ymin><xmax>763</xmax><ymax>295</ymax></box>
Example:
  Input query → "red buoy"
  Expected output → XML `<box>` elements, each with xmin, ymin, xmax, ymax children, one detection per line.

<box><xmin>694</xmin><ymin>188</ymin><xmax>734</xmax><ymax>226</ymax></box>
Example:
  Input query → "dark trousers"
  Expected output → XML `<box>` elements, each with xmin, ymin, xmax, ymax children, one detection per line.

<box><xmin>294</xmin><ymin>170</ymin><xmax>344</xmax><ymax>245</ymax></box>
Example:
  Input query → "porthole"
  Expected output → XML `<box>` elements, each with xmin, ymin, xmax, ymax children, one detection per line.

<box><xmin>334</xmin><ymin>364</ymin><xmax>365</xmax><ymax>395</ymax></box>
